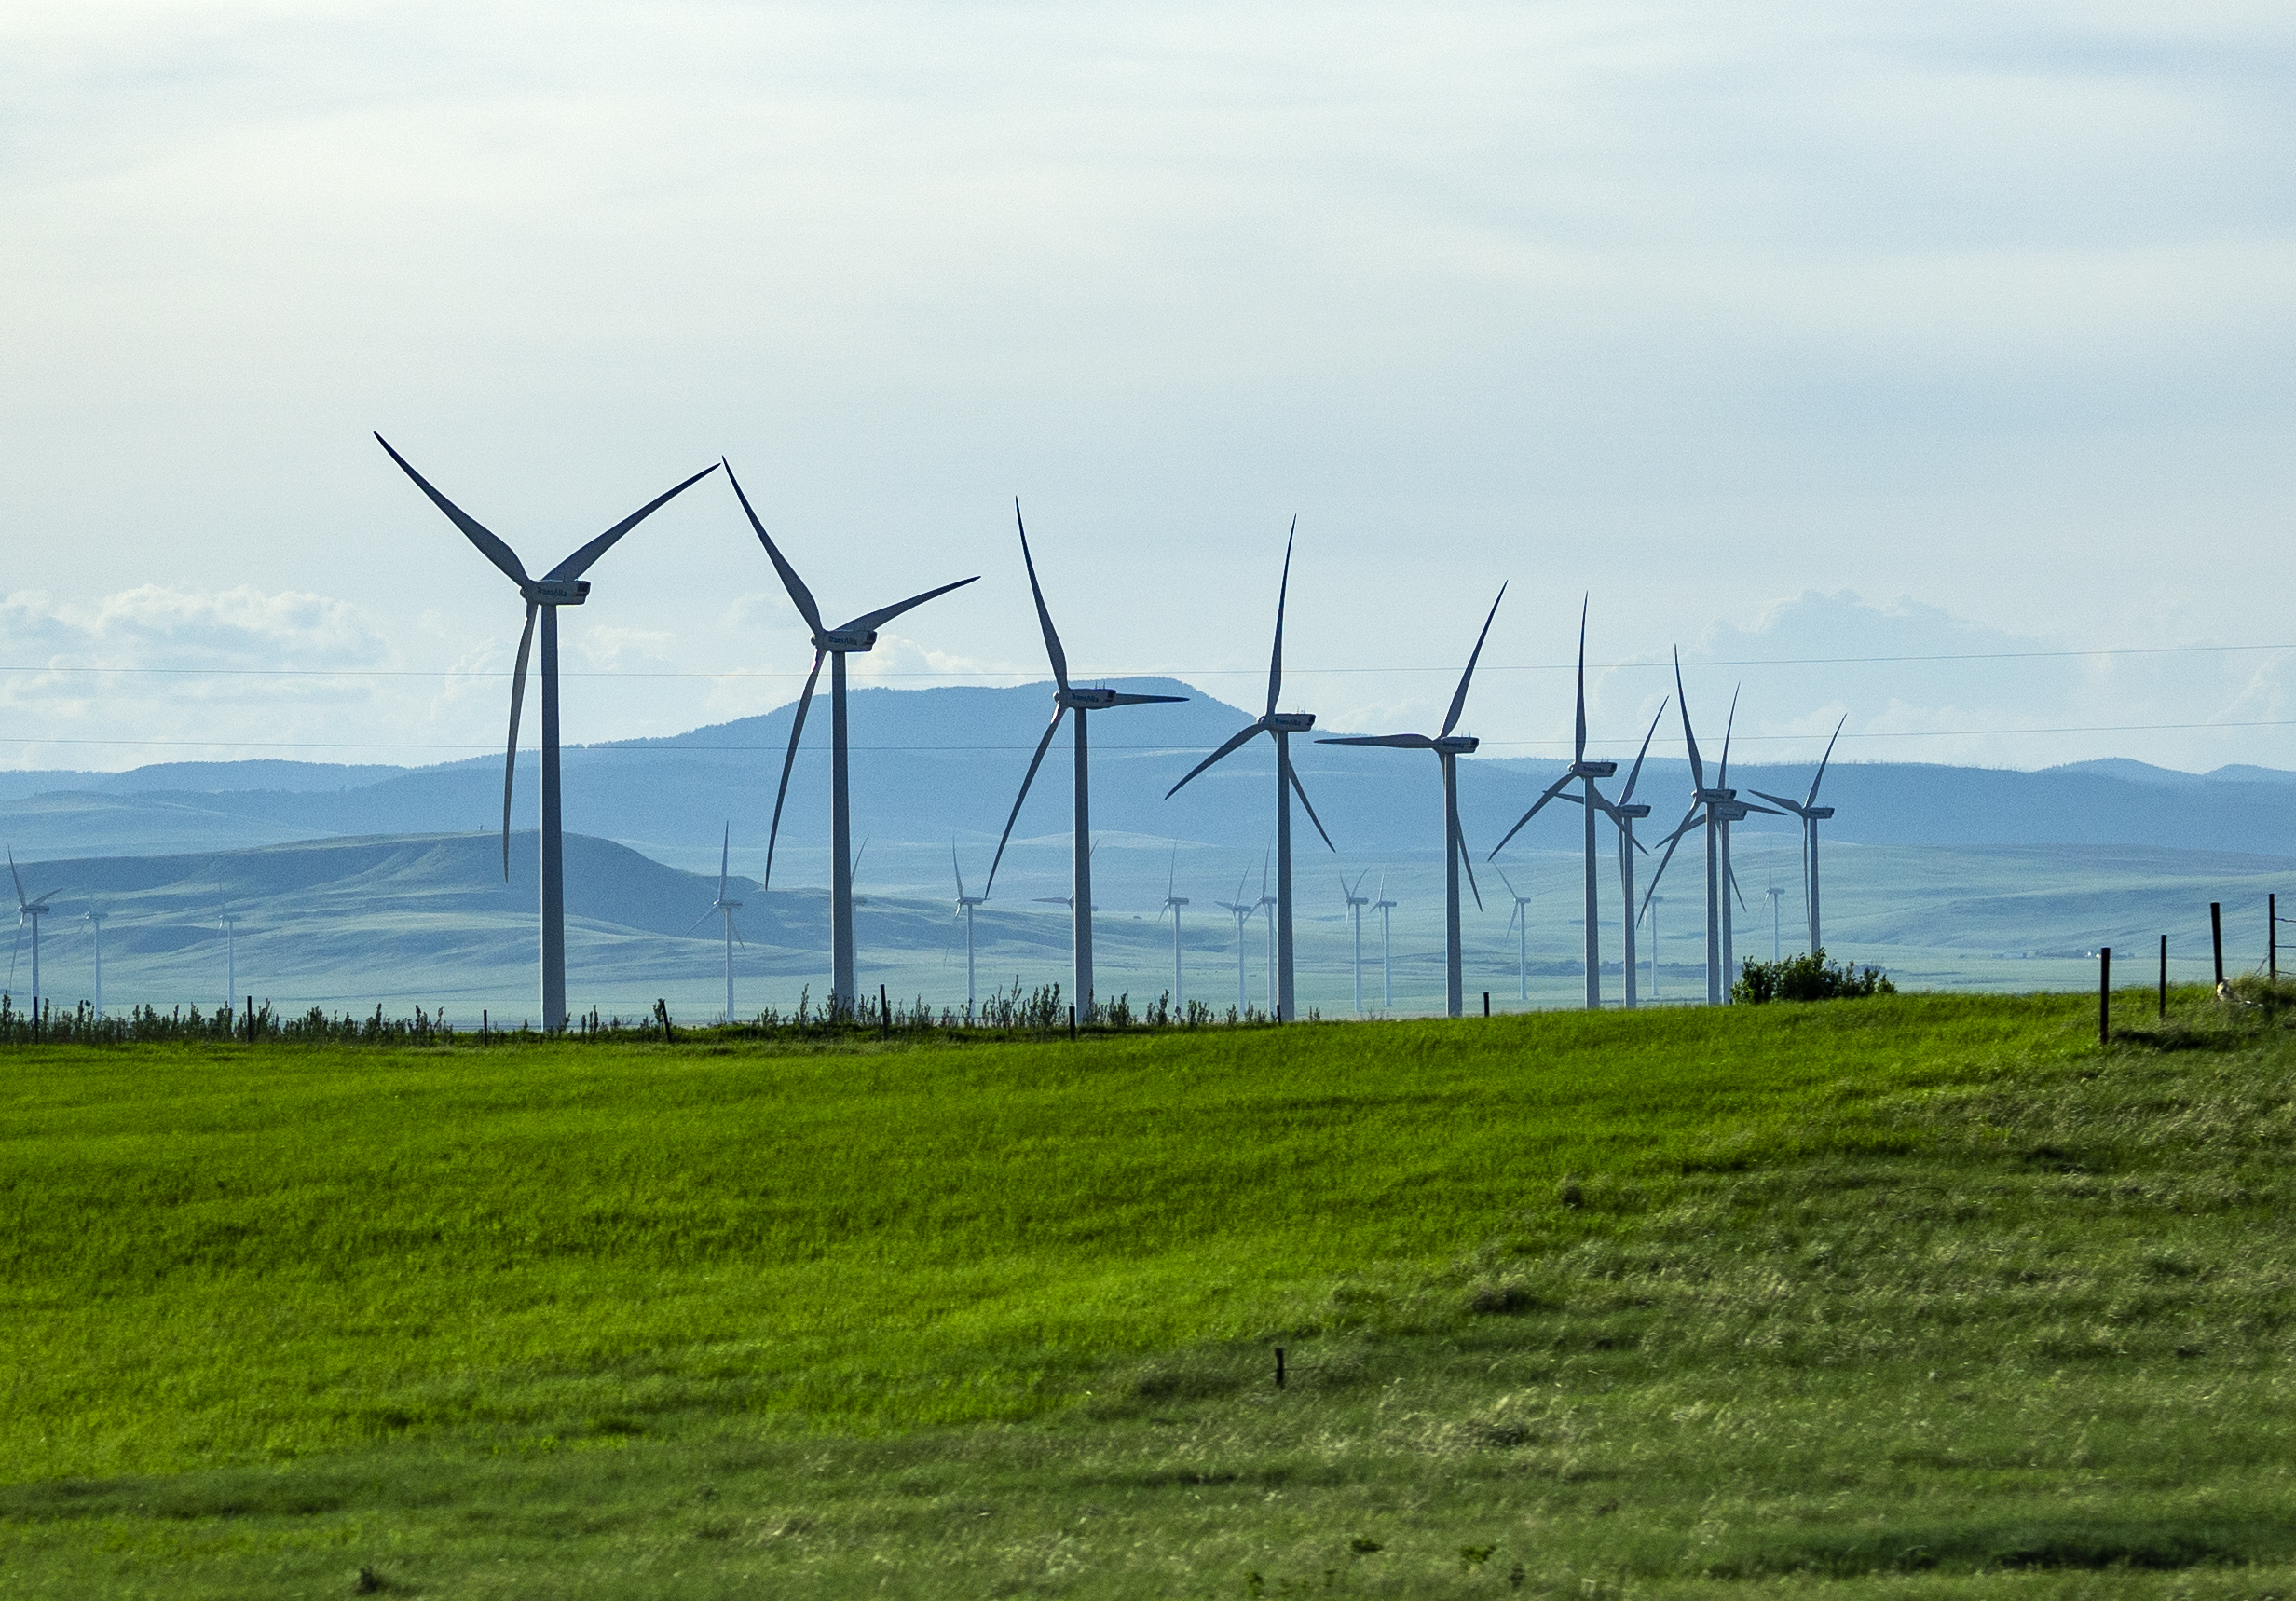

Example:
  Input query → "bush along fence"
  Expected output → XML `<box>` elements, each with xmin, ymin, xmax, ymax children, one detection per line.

<box><xmin>1732</xmin><ymin>949</ymin><xmax>1896</xmax><ymax>1006</ymax></box>
<box><xmin>0</xmin><ymin>979</ymin><xmax>1313</xmax><ymax>1047</ymax></box>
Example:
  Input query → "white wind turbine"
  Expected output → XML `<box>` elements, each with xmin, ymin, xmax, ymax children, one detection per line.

<box><xmin>85</xmin><ymin>906</ymin><xmax>105</xmax><ymax>1019</ymax></box>
<box><xmin>985</xmin><ymin>504</ymin><xmax>1185</xmax><ymax>1018</ymax></box>
<box><xmin>1489</xmin><ymin>598</ymin><xmax>1612</xmax><ymax>1011</ymax></box>
<box><xmin>1752</xmin><ymin>714</ymin><xmax>1847</xmax><ymax>955</ymax></box>
<box><xmin>1319</xmin><ymin>587</ymin><xmax>1503</xmax><ymax>1019</ymax></box>
<box><xmin>1340</xmin><ymin>869</ymin><xmax>1372</xmax><ymax>1015</ymax></box>
<box><xmin>1641</xmin><ymin>664</ymin><xmax>1779</xmax><ymax>1003</ymax></box>
<box><xmin>1373</xmin><ymin>874</ymin><xmax>1398</xmax><ymax>1011</ymax></box>
<box><xmin>221</xmin><ymin>909</ymin><xmax>240</xmax><ymax>1016</ymax></box>
<box><xmin>950</xmin><ymin>843</ymin><xmax>988</xmax><ymax>1017</ymax></box>
<box><xmin>1553</xmin><ymin>699</ymin><xmax>1665</xmax><ymax>1010</ymax></box>
<box><xmin>1164</xmin><ymin>526</ymin><xmax>1335</xmax><ymax>1021</ymax></box>
<box><xmin>1254</xmin><ymin>854</ymin><xmax>1278</xmax><ymax>1014</ymax></box>
<box><xmin>1213</xmin><ymin>863</ymin><xmax>1259</xmax><ymax>1015</ymax></box>
<box><xmin>8</xmin><ymin>851</ymin><xmax>57</xmax><ymax>1027</ymax></box>
<box><xmin>376</xmin><ymin>437</ymin><xmax>718</xmax><ymax>1033</ymax></box>
<box><xmin>727</xmin><ymin>463</ymin><xmax>978</xmax><ymax>1017</ymax></box>
<box><xmin>1497</xmin><ymin>867</ymin><xmax>1536</xmax><ymax>1002</ymax></box>
<box><xmin>1158</xmin><ymin>844</ymin><xmax>1188</xmax><ymax>1014</ymax></box>
<box><xmin>685</xmin><ymin>824</ymin><xmax>744</xmax><ymax>1022</ymax></box>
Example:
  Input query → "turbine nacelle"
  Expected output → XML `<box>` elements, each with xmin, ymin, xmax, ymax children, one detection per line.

<box><xmin>1264</xmin><ymin>712</ymin><xmax>1318</xmax><ymax>733</ymax></box>
<box><xmin>1616</xmin><ymin>802</ymin><xmax>1653</xmax><ymax>820</ymax></box>
<box><xmin>1808</xmin><ymin>806</ymin><xmax>1836</xmax><ymax>820</ymax></box>
<box><xmin>1574</xmin><ymin>759</ymin><xmax>1618</xmax><ymax>778</ymax></box>
<box><xmin>521</xmin><ymin>578</ymin><xmax>592</xmax><ymax>607</ymax></box>
<box><xmin>814</xmin><ymin>625</ymin><xmax>880</xmax><ymax>652</ymax></box>
<box><xmin>1695</xmin><ymin>787</ymin><xmax>1736</xmax><ymax>803</ymax></box>
<box><xmin>1434</xmin><ymin>734</ymin><xmax>1479</xmax><ymax>756</ymax></box>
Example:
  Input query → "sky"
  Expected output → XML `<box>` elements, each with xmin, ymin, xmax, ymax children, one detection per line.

<box><xmin>3</xmin><ymin>0</ymin><xmax>2292</xmax><ymax>775</ymax></box>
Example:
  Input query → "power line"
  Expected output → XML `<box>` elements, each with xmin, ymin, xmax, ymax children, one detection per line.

<box><xmin>0</xmin><ymin>639</ymin><xmax>2289</xmax><ymax>680</ymax></box>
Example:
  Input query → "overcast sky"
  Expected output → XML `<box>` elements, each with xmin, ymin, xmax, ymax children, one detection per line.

<box><xmin>3</xmin><ymin>0</ymin><xmax>2291</xmax><ymax>775</ymax></box>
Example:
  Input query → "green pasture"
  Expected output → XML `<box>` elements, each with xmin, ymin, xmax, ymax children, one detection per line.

<box><xmin>2</xmin><ymin>990</ymin><xmax>2294</xmax><ymax>1595</ymax></box>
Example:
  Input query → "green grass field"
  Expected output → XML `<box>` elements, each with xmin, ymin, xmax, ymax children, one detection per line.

<box><xmin>2</xmin><ymin>990</ymin><xmax>2293</xmax><ymax>1596</ymax></box>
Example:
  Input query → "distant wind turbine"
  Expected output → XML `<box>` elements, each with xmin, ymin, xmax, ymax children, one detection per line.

<box><xmin>8</xmin><ymin>851</ymin><xmax>56</xmax><ymax>1025</ymax></box>
<box><xmin>1752</xmin><ymin>714</ymin><xmax>1847</xmax><ymax>955</ymax></box>
<box><xmin>376</xmin><ymin>435</ymin><xmax>718</xmax><ymax>1033</ymax></box>
<box><xmin>1489</xmin><ymin>598</ymin><xmax>1613</xmax><ymax>1011</ymax></box>
<box><xmin>1340</xmin><ymin>869</ymin><xmax>1373</xmax><ymax>1014</ymax></box>
<box><xmin>985</xmin><ymin>503</ymin><xmax>1184</xmax><ymax>1018</ymax></box>
<box><xmin>1165</xmin><ymin>525</ymin><xmax>1335</xmax><ymax>1021</ymax></box>
<box><xmin>1319</xmin><ymin>586</ymin><xmax>1502</xmax><ymax>1019</ymax></box>
<box><xmin>1551</xmin><ymin>699</ymin><xmax>1665</xmax><ymax>1010</ymax></box>
<box><xmin>1497</xmin><ymin>867</ymin><xmax>1535</xmax><ymax>1002</ymax></box>
<box><xmin>221</xmin><ymin>909</ymin><xmax>239</xmax><ymax>1015</ymax></box>
<box><xmin>86</xmin><ymin>906</ymin><xmax>105</xmax><ymax>1019</ymax></box>
<box><xmin>1253</xmin><ymin>854</ymin><xmax>1277</xmax><ymax>1014</ymax></box>
<box><xmin>726</xmin><ymin>462</ymin><xmax>977</xmax><ymax>1017</ymax></box>
<box><xmin>1641</xmin><ymin>664</ymin><xmax>1779</xmax><ymax>1003</ymax></box>
<box><xmin>1374</xmin><ymin>873</ymin><xmax>1398</xmax><ymax>1011</ymax></box>
<box><xmin>950</xmin><ymin>843</ymin><xmax>988</xmax><ymax>1016</ymax></box>
<box><xmin>684</xmin><ymin>824</ymin><xmax>744</xmax><ymax>1022</ymax></box>
<box><xmin>1158</xmin><ymin>844</ymin><xmax>1188</xmax><ymax>1014</ymax></box>
<box><xmin>1213</xmin><ymin>863</ymin><xmax>1258</xmax><ymax>1015</ymax></box>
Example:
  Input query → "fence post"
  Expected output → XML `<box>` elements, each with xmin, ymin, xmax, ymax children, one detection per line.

<box><xmin>881</xmin><ymin>984</ymin><xmax>890</xmax><ymax>1039</ymax></box>
<box><xmin>1483</xmin><ymin>992</ymin><xmax>1490</xmax><ymax>1018</ymax></box>
<box><xmin>2159</xmin><ymin>934</ymin><xmax>2167</xmax><ymax>1020</ymax></box>
<box><xmin>2099</xmin><ymin>946</ymin><xmax>2111</xmax><ymax>1047</ymax></box>
<box><xmin>1068</xmin><ymin>1005</ymin><xmax>1077</xmax><ymax>1042</ymax></box>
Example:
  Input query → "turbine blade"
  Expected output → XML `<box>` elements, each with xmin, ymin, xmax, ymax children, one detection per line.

<box><xmin>500</xmin><ymin>602</ymin><xmax>538</xmax><ymax>881</ymax></box>
<box><xmin>731</xmin><ymin>912</ymin><xmax>745</xmax><ymax>949</ymax></box>
<box><xmin>1102</xmin><ymin>691</ymin><xmax>1187</xmax><ymax>706</ymax></box>
<box><xmin>1014</xmin><ymin>501</ymin><xmax>1070</xmax><ymax>691</ymax></box>
<box><xmin>1750</xmin><ymin>789</ymin><xmax>1808</xmax><ymax>817</ymax></box>
<box><xmin>1621</xmin><ymin>697</ymin><xmax>1667</xmax><ymax>803</ymax></box>
<box><xmin>1640</xmin><ymin>814</ymin><xmax>1696</xmax><ymax>922</ymax></box>
<box><xmin>546</xmin><ymin>462</ymin><xmax>721</xmax><ymax>582</ymax></box>
<box><xmin>1165</xmin><ymin>722</ymin><xmax>1264</xmax><ymax>800</ymax></box>
<box><xmin>686</xmin><ymin>906</ymin><xmax>717</xmax><ymax>936</ymax></box>
<box><xmin>842</xmin><ymin>575</ymin><xmax>980</xmax><ymax>637</ymax></box>
<box><xmin>1572</xmin><ymin>594</ymin><xmax>1588</xmax><ymax>763</ymax></box>
<box><xmin>1487</xmin><ymin>771</ymin><xmax>1576</xmax><ymax>859</ymax></box>
<box><xmin>1496</xmin><ymin>865</ymin><xmax>1518</xmax><ymax>901</ymax></box>
<box><xmin>1441</xmin><ymin>582</ymin><xmax>1506</xmax><ymax>738</ymax></box>
<box><xmin>1288</xmin><ymin>759</ymin><xmax>1336</xmax><ymax>852</ymax></box>
<box><xmin>1318</xmin><ymin>733</ymin><xmax>1436</xmax><ymax>748</ymax></box>
<box><xmin>1739</xmin><ymin>802</ymin><xmax>1784</xmax><ymax>817</ymax></box>
<box><xmin>1728</xmin><ymin>856</ymin><xmax>1747</xmax><ymax>912</ymax></box>
<box><xmin>374</xmin><ymin>435</ymin><xmax>531</xmax><ymax>589</ymax></box>
<box><xmin>985</xmin><ymin>707</ymin><xmax>1067</xmax><ymax>896</ymax></box>
<box><xmin>1717</xmin><ymin>686</ymin><xmax>1740</xmax><ymax>789</ymax></box>
<box><xmin>1674</xmin><ymin>648</ymin><xmax>1704</xmax><ymax>791</ymax></box>
<box><xmin>1454</xmin><ymin>800</ymin><xmax>1482</xmax><ymax>910</ymax></box>
<box><xmin>6</xmin><ymin>919</ymin><xmax>16</xmax><ymax>992</ymax></box>
<box><xmin>1652</xmin><ymin>802</ymin><xmax>1704</xmax><ymax>852</ymax></box>
<box><xmin>1809</xmin><ymin>713</ymin><xmax>1847</xmax><ymax>807</ymax></box>
<box><xmin>718</xmin><ymin>821</ymin><xmax>731</xmax><ymax>901</ymax></box>
<box><xmin>723</xmin><ymin>459</ymin><xmax>825</xmax><ymax>634</ymax></box>
<box><xmin>7</xmin><ymin>849</ymin><xmax>20</xmax><ymax>910</ymax></box>
<box><xmin>761</xmin><ymin>650</ymin><xmax>825</xmax><ymax>894</ymax></box>
<box><xmin>1265</xmin><ymin>518</ymin><xmax>1294</xmax><ymax>718</ymax></box>
<box><xmin>952</xmin><ymin>839</ymin><xmax>968</xmax><ymax>903</ymax></box>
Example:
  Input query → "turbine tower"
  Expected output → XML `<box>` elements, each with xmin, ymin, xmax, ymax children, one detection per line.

<box><xmin>950</xmin><ymin>843</ymin><xmax>988</xmax><ymax>1017</ymax></box>
<box><xmin>685</xmin><ymin>824</ymin><xmax>744</xmax><ymax>1023</ymax></box>
<box><xmin>1213</xmin><ymin>862</ymin><xmax>1258</xmax><ymax>1014</ymax></box>
<box><xmin>1319</xmin><ymin>587</ymin><xmax>1502</xmax><ymax>1019</ymax></box>
<box><xmin>1497</xmin><ymin>868</ymin><xmax>1535</xmax><ymax>1002</ymax></box>
<box><xmin>1373</xmin><ymin>874</ymin><xmax>1397</xmax><ymax>1011</ymax></box>
<box><xmin>1642</xmin><ymin>666</ymin><xmax>1776</xmax><ymax>1003</ymax></box>
<box><xmin>1752</xmin><ymin>714</ymin><xmax>1846</xmax><ymax>955</ymax></box>
<box><xmin>1254</xmin><ymin>855</ymin><xmax>1277</xmax><ymax>1014</ymax></box>
<box><xmin>726</xmin><ymin>463</ymin><xmax>977</xmax><ymax>1017</ymax></box>
<box><xmin>985</xmin><ymin>503</ymin><xmax>1184</xmax><ymax>1019</ymax></box>
<box><xmin>1602</xmin><ymin>701</ymin><xmax>1666</xmax><ymax>1010</ymax></box>
<box><xmin>1340</xmin><ymin>870</ymin><xmax>1372</xmax><ymax>1014</ymax></box>
<box><xmin>1158</xmin><ymin>845</ymin><xmax>1188</xmax><ymax>1014</ymax></box>
<box><xmin>1165</xmin><ymin>525</ymin><xmax>1334</xmax><ymax>1022</ymax></box>
<box><xmin>1490</xmin><ymin>598</ymin><xmax>1613</xmax><ymax>1011</ymax></box>
<box><xmin>8</xmin><ymin>852</ymin><xmax>56</xmax><ymax>1025</ymax></box>
<box><xmin>221</xmin><ymin>910</ymin><xmax>239</xmax><ymax>1015</ymax></box>
<box><xmin>86</xmin><ymin>907</ymin><xmax>105</xmax><ymax>1019</ymax></box>
<box><xmin>376</xmin><ymin>436</ymin><xmax>718</xmax><ymax>1033</ymax></box>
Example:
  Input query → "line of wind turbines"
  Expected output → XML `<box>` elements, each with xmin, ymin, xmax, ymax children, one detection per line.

<box><xmin>8</xmin><ymin>443</ymin><xmax>1847</xmax><ymax>1031</ymax></box>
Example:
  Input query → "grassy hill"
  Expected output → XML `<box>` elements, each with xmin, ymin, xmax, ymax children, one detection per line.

<box><xmin>3</xmin><ymin>992</ymin><xmax>2294</xmax><ymax>1594</ymax></box>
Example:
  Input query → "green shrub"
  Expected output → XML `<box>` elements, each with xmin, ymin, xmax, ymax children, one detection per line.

<box><xmin>1733</xmin><ymin>947</ymin><xmax>1896</xmax><ymax>1005</ymax></box>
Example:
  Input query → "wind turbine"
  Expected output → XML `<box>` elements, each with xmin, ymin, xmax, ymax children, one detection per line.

<box><xmin>1165</xmin><ymin>526</ymin><xmax>1335</xmax><ymax>1021</ymax></box>
<box><xmin>221</xmin><ymin>909</ymin><xmax>239</xmax><ymax>1015</ymax></box>
<box><xmin>685</xmin><ymin>824</ymin><xmax>744</xmax><ymax>1022</ymax></box>
<box><xmin>1497</xmin><ymin>867</ymin><xmax>1535</xmax><ymax>1002</ymax></box>
<box><xmin>1753</xmin><ymin>714</ymin><xmax>1846</xmax><ymax>955</ymax></box>
<box><xmin>726</xmin><ymin>462</ymin><xmax>977</xmax><ymax>1017</ymax></box>
<box><xmin>950</xmin><ymin>843</ymin><xmax>988</xmax><ymax>1017</ymax></box>
<box><xmin>8</xmin><ymin>852</ymin><xmax>56</xmax><ymax>1026</ymax></box>
<box><xmin>1554</xmin><ymin>699</ymin><xmax>1665</xmax><ymax>1010</ymax></box>
<box><xmin>1489</xmin><ymin>598</ymin><xmax>1614</xmax><ymax>1011</ymax></box>
<box><xmin>1319</xmin><ymin>587</ymin><xmax>1502</xmax><ymax>1019</ymax></box>
<box><xmin>1340</xmin><ymin>870</ymin><xmax>1373</xmax><ymax>1014</ymax></box>
<box><xmin>1766</xmin><ymin>855</ymin><xmax>1785</xmax><ymax>962</ymax></box>
<box><xmin>1213</xmin><ymin>862</ymin><xmax>1258</xmax><ymax>1014</ymax></box>
<box><xmin>1373</xmin><ymin>873</ymin><xmax>1398</xmax><ymax>1011</ymax></box>
<box><xmin>1158</xmin><ymin>844</ymin><xmax>1189</xmax><ymax>1014</ymax></box>
<box><xmin>86</xmin><ymin>907</ymin><xmax>105</xmax><ymax>1019</ymax></box>
<box><xmin>985</xmin><ymin>503</ymin><xmax>1184</xmax><ymax>1018</ymax></box>
<box><xmin>1254</xmin><ymin>854</ymin><xmax>1277</xmax><ymax>1014</ymax></box>
<box><xmin>376</xmin><ymin>436</ymin><xmax>718</xmax><ymax>1033</ymax></box>
<box><xmin>1641</xmin><ymin>664</ymin><xmax>1778</xmax><ymax>1004</ymax></box>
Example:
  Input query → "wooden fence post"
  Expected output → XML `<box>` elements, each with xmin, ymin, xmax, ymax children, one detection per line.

<box><xmin>2099</xmin><ymin>947</ymin><xmax>2111</xmax><ymax>1047</ymax></box>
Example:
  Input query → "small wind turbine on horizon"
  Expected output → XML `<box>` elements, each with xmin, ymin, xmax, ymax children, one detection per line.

<box><xmin>685</xmin><ymin>824</ymin><xmax>744</xmax><ymax>1022</ymax></box>
<box><xmin>1319</xmin><ymin>586</ymin><xmax>1502</xmax><ymax>1019</ymax></box>
<box><xmin>1641</xmin><ymin>659</ymin><xmax>1780</xmax><ymax>1003</ymax></box>
<box><xmin>1254</xmin><ymin>854</ymin><xmax>1277</xmax><ymax>1014</ymax></box>
<box><xmin>1165</xmin><ymin>526</ymin><xmax>1335</xmax><ymax>1021</ymax></box>
<box><xmin>376</xmin><ymin>435</ymin><xmax>719</xmax><ymax>1033</ymax></box>
<box><xmin>1213</xmin><ymin>862</ymin><xmax>1259</xmax><ymax>1015</ymax></box>
<box><xmin>727</xmin><ymin>462</ymin><xmax>978</xmax><ymax>1018</ymax></box>
<box><xmin>985</xmin><ymin>503</ymin><xmax>1184</xmax><ymax>1019</ymax></box>
<box><xmin>950</xmin><ymin>843</ymin><xmax>988</xmax><ymax>1017</ymax></box>
<box><xmin>1752</xmin><ymin>715</ymin><xmax>1847</xmax><ymax>956</ymax></box>
<box><xmin>1547</xmin><ymin>698</ymin><xmax>1665</xmax><ymax>1010</ymax></box>
<box><xmin>8</xmin><ymin>851</ymin><xmax>57</xmax><ymax>1024</ymax></box>
<box><xmin>1158</xmin><ymin>844</ymin><xmax>1188</xmax><ymax>1015</ymax></box>
<box><xmin>1341</xmin><ymin>870</ymin><xmax>1373</xmax><ymax>1015</ymax></box>
<box><xmin>1489</xmin><ymin>598</ymin><xmax>1612</xmax><ymax>1012</ymax></box>
<box><xmin>1497</xmin><ymin>867</ymin><xmax>1535</xmax><ymax>1002</ymax></box>
<box><xmin>1374</xmin><ymin>873</ymin><xmax>1397</xmax><ymax>1011</ymax></box>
